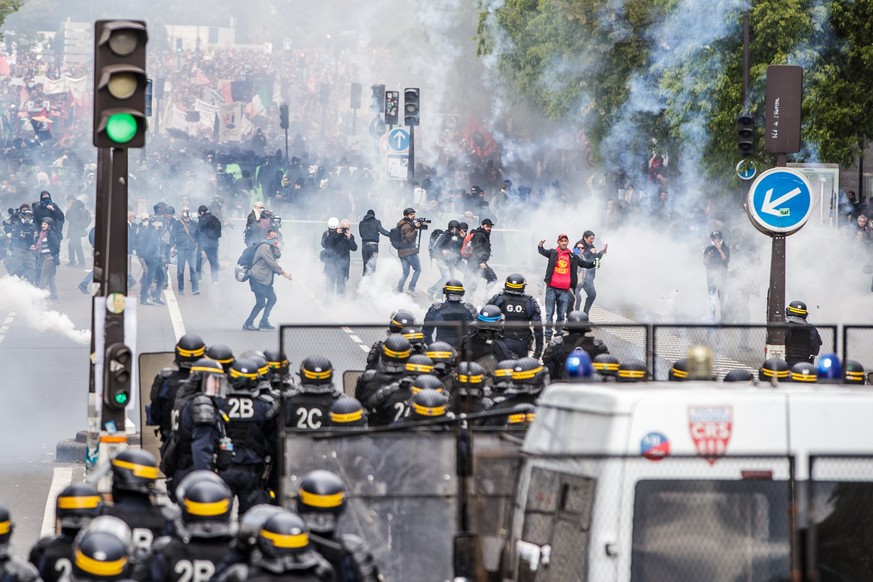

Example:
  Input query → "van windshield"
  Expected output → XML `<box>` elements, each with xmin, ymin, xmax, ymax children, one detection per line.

<box><xmin>632</xmin><ymin>480</ymin><xmax>791</xmax><ymax>581</ymax></box>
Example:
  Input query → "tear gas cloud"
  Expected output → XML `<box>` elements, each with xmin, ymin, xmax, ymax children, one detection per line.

<box><xmin>0</xmin><ymin>276</ymin><xmax>90</xmax><ymax>343</ymax></box>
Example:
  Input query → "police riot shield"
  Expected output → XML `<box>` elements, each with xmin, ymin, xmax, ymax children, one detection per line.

<box><xmin>137</xmin><ymin>351</ymin><xmax>175</xmax><ymax>471</ymax></box>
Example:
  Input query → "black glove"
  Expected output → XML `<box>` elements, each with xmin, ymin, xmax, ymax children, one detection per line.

<box><xmin>532</xmin><ymin>350</ymin><xmax>542</xmax><ymax>360</ymax></box>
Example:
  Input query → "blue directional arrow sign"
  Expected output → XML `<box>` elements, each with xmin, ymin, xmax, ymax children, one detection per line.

<box><xmin>388</xmin><ymin>128</ymin><xmax>410</xmax><ymax>152</ymax></box>
<box><xmin>746</xmin><ymin>167</ymin><xmax>813</xmax><ymax>236</ymax></box>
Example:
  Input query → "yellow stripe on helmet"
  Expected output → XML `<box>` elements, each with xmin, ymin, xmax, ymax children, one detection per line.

<box><xmin>411</xmin><ymin>386</ymin><xmax>443</xmax><ymax>395</ymax></box>
<box><xmin>494</xmin><ymin>368</ymin><xmax>513</xmax><ymax>377</ymax></box>
<box><xmin>512</xmin><ymin>366</ymin><xmax>543</xmax><ymax>380</ymax></box>
<box><xmin>456</xmin><ymin>373</ymin><xmax>485</xmax><ymax>383</ymax></box>
<box><xmin>190</xmin><ymin>365</ymin><xmax>225</xmax><ymax>374</ymax></box>
<box><xmin>184</xmin><ymin>498</ymin><xmax>230</xmax><ymax>516</ymax></box>
<box><xmin>671</xmin><ymin>368</ymin><xmax>688</xmax><ymax>378</ymax></box>
<box><xmin>260</xmin><ymin>529</ymin><xmax>309</xmax><ymax>549</ymax></box>
<box><xmin>299</xmin><ymin>489</ymin><xmax>344</xmax><ymax>509</ymax></box>
<box><xmin>302</xmin><ymin>369</ymin><xmax>332</xmax><ymax>380</ymax></box>
<box><xmin>846</xmin><ymin>370</ymin><xmax>865</xmax><ymax>380</ymax></box>
<box><xmin>426</xmin><ymin>351</ymin><xmax>453</xmax><ymax>360</ymax></box>
<box><xmin>0</xmin><ymin>520</ymin><xmax>9</xmax><ymax>535</ymax></box>
<box><xmin>761</xmin><ymin>368</ymin><xmax>790</xmax><ymax>378</ymax></box>
<box><xmin>229</xmin><ymin>368</ymin><xmax>259</xmax><ymax>379</ymax></box>
<box><xmin>505</xmin><ymin>281</ymin><xmax>524</xmax><ymax>289</ymax></box>
<box><xmin>618</xmin><ymin>369</ymin><xmax>646</xmax><ymax>379</ymax></box>
<box><xmin>383</xmin><ymin>346</ymin><xmax>411</xmax><ymax>359</ymax></box>
<box><xmin>791</xmin><ymin>373</ymin><xmax>817</xmax><ymax>383</ymax></box>
<box><xmin>412</xmin><ymin>402</ymin><xmax>446</xmax><ymax>417</ymax></box>
<box><xmin>444</xmin><ymin>285</ymin><xmax>464</xmax><ymax>292</ymax></box>
<box><xmin>592</xmin><ymin>362</ymin><xmax>620</xmax><ymax>371</ymax></box>
<box><xmin>330</xmin><ymin>409</ymin><xmax>363</xmax><ymax>423</ymax></box>
<box><xmin>403</xmin><ymin>331</ymin><xmax>424</xmax><ymax>341</ymax></box>
<box><xmin>75</xmin><ymin>549</ymin><xmax>127</xmax><ymax>577</ymax></box>
<box><xmin>268</xmin><ymin>359</ymin><xmax>289</xmax><ymax>369</ymax></box>
<box><xmin>58</xmin><ymin>495</ymin><xmax>101</xmax><ymax>510</ymax></box>
<box><xmin>111</xmin><ymin>459</ymin><xmax>159</xmax><ymax>480</ymax></box>
<box><xmin>405</xmin><ymin>363</ymin><xmax>434</xmax><ymax>373</ymax></box>
<box><xmin>787</xmin><ymin>305</ymin><xmax>808</xmax><ymax>315</ymax></box>
<box><xmin>177</xmin><ymin>346</ymin><xmax>206</xmax><ymax>358</ymax></box>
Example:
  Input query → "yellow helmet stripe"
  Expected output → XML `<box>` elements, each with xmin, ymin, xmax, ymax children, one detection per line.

<box><xmin>177</xmin><ymin>346</ymin><xmax>206</xmax><ymax>357</ymax></box>
<box><xmin>593</xmin><ymin>362</ymin><xmax>620</xmax><ymax>371</ymax></box>
<box><xmin>75</xmin><ymin>549</ymin><xmax>127</xmax><ymax>577</ymax></box>
<box><xmin>258</xmin><ymin>365</ymin><xmax>270</xmax><ymax>375</ymax></box>
<box><xmin>512</xmin><ymin>366</ymin><xmax>543</xmax><ymax>380</ymax></box>
<box><xmin>302</xmin><ymin>369</ymin><xmax>332</xmax><ymax>380</ymax></box>
<box><xmin>58</xmin><ymin>495</ymin><xmax>101</xmax><ymax>510</ymax></box>
<box><xmin>211</xmin><ymin>357</ymin><xmax>234</xmax><ymax>364</ymax></box>
<box><xmin>406</xmin><ymin>363</ymin><xmax>434</xmax><ymax>372</ymax></box>
<box><xmin>229</xmin><ymin>369</ymin><xmax>259</xmax><ymax>379</ymax></box>
<box><xmin>411</xmin><ymin>386</ymin><xmax>443</xmax><ymax>395</ymax></box>
<box><xmin>260</xmin><ymin>529</ymin><xmax>308</xmax><ymax>548</ymax></box>
<box><xmin>412</xmin><ymin>402</ymin><xmax>446</xmax><ymax>417</ymax></box>
<box><xmin>190</xmin><ymin>365</ymin><xmax>225</xmax><ymax>374</ymax></box>
<box><xmin>618</xmin><ymin>370</ymin><xmax>646</xmax><ymax>378</ymax></box>
<box><xmin>505</xmin><ymin>281</ymin><xmax>524</xmax><ymax>288</ymax></box>
<box><xmin>426</xmin><ymin>351</ymin><xmax>453</xmax><ymax>359</ymax></box>
<box><xmin>671</xmin><ymin>368</ymin><xmax>688</xmax><ymax>378</ymax></box>
<box><xmin>299</xmin><ymin>489</ymin><xmax>344</xmax><ymax>509</ymax></box>
<box><xmin>787</xmin><ymin>306</ymin><xmax>808</xmax><ymax>315</ymax></box>
<box><xmin>444</xmin><ymin>285</ymin><xmax>464</xmax><ymax>292</ymax></box>
<box><xmin>494</xmin><ymin>369</ymin><xmax>513</xmax><ymax>377</ymax></box>
<box><xmin>846</xmin><ymin>370</ymin><xmax>865</xmax><ymax>380</ymax></box>
<box><xmin>111</xmin><ymin>459</ymin><xmax>159</xmax><ymax>480</ymax></box>
<box><xmin>268</xmin><ymin>359</ymin><xmax>289</xmax><ymax>368</ymax></box>
<box><xmin>403</xmin><ymin>332</ymin><xmax>424</xmax><ymax>340</ymax></box>
<box><xmin>0</xmin><ymin>520</ymin><xmax>9</xmax><ymax>535</ymax></box>
<box><xmin>457</xmin><ymin>374</ymin><xmax>485</xmax><ymax>383</ymax></box>
<box><xmin>761</xmin><ymin>368</ymin><xmax>790</xmax><ymax>378</ymax></box>
<box><xmin>791</xmin><ymin>374</ymin><xmax>817</xmax><ymax>383</ymax></box>
<box><xmin>383</xmin><ymin>347</ymin><xmax>411</xmax><ymax>359</ymax></box>
<box><xmin>184</xmin><ymin>498</ymin><xmax>230</xmax><ymax>516</ymax></box>
<box><xmin>330</xmin><ymin>409</ymin><xmax>363</xmax><ymax>423</ymax></box>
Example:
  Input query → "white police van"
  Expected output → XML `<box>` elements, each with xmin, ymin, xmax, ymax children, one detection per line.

<box><xmin>507</xmin><ymin>380</ymin><xmax>873</xmax><ymax>581</ymax></box>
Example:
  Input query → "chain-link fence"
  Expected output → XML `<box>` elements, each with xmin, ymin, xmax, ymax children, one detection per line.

<box><xmin>843</xmin><ymin>325</ymin><xmax>873</xmax><ymax>375</ymax></box>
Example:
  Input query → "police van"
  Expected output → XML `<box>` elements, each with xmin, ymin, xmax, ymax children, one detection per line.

<box><xmin>506</xmin><ymin>380</ymin><xmax>873</xmax><ymax>581</ymax></box>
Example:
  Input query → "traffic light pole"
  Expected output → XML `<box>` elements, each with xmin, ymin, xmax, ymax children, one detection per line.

<box><xmin>407</xmin><ymin>125</ymin><xmax>415</xmax><ymax>185</ymax></box>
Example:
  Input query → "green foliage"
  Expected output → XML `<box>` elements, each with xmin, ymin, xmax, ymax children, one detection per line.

<box><xmin>0</xmin><ymin>0</ymin><xmax>22</xmax><ymax>36</ymax></box>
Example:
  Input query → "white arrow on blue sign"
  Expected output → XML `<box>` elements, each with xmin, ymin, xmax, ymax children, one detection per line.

<box><xmin>388</xmin><ymin>128</ymin><xmax>410</xmax><ymax>152</ymax></box>
<box><xmin>745</xmin><ymin>167</ymin><xmax>813</xmax><ymax>236</ymax></box>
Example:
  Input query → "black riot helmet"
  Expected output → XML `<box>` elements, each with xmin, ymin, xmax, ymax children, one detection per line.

<box><xmin>512</xmin><ymin>357</ymin><xmax>548</xmax><ymax>388</ymax></box>
<box><xmin>228</xmin><ymin>358</ymin><xmax>261</xmax><ymax>392</ymax></box>
<box><xmin>455</xmin><ymin>361</ymin><xmax>487</xmax><ymax>396</ymax></box>
<box><xmin>0</xmin><ymin>504</ymin><xmax>12</xmax><ymax>544</ymax></box>
<box><xmin>791</xmin><ymin>362</ymin><xmax>817</xmax><ymax>383</ymax></box>
<box><xmin>447</xmin><ymin>219</ymin><xmax>460</xmax><ymax>231</ymax></box>
<box><xmin>205</xmin><ymin>344</ymin><xmax>234</xmax><ymax>373</ymax></box>
<box><xmin>476</xmin><ymin>304</ymin><xmax>505</xmax><ymax>331</ymax></box>
<box><xmin>617</xmin><ymin>360</ymin><xmax>649</xmax><ymax>383</ymax></box>
<box><xmin>56</xmin><ymin>483</ymin><xmax>102</xmax><ymax>531</ymax></box>
<box><xmin>723</xmin><ymin>369</ymin><xmax>755</xmax><ymax>383</ymax></box>
<box><xmin>381</xmin><ymin>334</ymin><xmax>412</xmax><ymax>373</ymax></box>
<box><xmin>264</xmin><ymin>348</ymin><xmax>290</xmax><ymax>377</ymax></box>
<box><xmin>491</xmin><ymin>359</ymin><xmax>517</xmax><ymax>391</ymax></box>
<box><xmin>257</xmin><ymin>510</ymin><xmax>311</xmax><ymax>558</ymax></box>
<box><xmin>401</xmin><ymin>325</ymin><xmax>426</xmax><ymax>351</ymax></box>
<box><xmin>299</xmin><ymin>356</ymin><xmax>333</xmax><ymax>385</ymax></box>
<box><xmin>785</xmin><ymin>300</ymin><xmax>808</xmax><ymax>319</ymax></box>
<box><xmin>178</xmin><ymin>473</ymin><xmax>234</xmax><ymax>538</ymax></box>
<box><xmin>389</xmin><ymin>309</ymin><xmax>416</xmax><ymax>334</ymax></box>
<box><xmin>411</xmin><ymin>374</ymin><xmax>446</xmax><ymax>395</ymax></box>
<box><xmin>110</xmin><ymin>448</ymin><xmax>158</xmax><ymax>495</ymax></box>
<box><xmin>72</xmin><ymin>517</ymin><xmax>133</xmax><ymax>581</ymax></box>
<box><xmin>565</xmin><ymin>310</ymin><xmax>591</xmax><ymax>332</ymax></box>
<box><xmin>845</xmin><ymin>359</ymin><xmax>866</xmax><ymax>385</ymax></box>
<box><xmin>759</xmin><ymin>358</ymin><xmax>790</xmax><ymax>383</ymax></box>
<box><xmin>329</xmin><ymin>395</ymin><xmax>368</xmax><ymax>428</ymax></box>
<box><xmin>175</xmin><ymin>334</ymin><xmax>206</xmax><ymax>368</ymax></box>
<box><xmin>296</xmin><ymin>470</ymin><xmax>347</xmax><ymax>534</ymax></box>
<box><xmin>443</xmin><ymin>279</ymin><xmax>465</xmax><ymax>302</ymax></box>
<box><xmin>409</xmin><ymin>388</ymin><xmax>450</xmax><ymax>420</ymax></box>
<box><xmin>405</xmin><ymin>353</ymin><xmax>435</xmax><ymax>376</ymax></box>
<box><xmin>593</xmin><ymin>354</ymin><xmax>620</xmax><ymax>379</ymax></box>
<box><xmin>426</xmin><ymin>341</ymin><xmax>459</xmax><ymax>376</ymax></box>
<box><xmin>504</xmin><ymin>273</ymin><xmax>527</xmax><ymax>295</ymax></box>
<box><xmin>505</xmin><ymin>403</ymin><xmax>537</xmax><ymax>428</ymax></box>
<box><xmin>668</xmin><ymin>359</ymin><xmax>688</xmax><ymax>381</ymax></box>
<box><xmin>188</xmin><ymin>358</ymin><xmax>227</xmax><ymax>397</ymax></box>
<box><xmin>236</xmin><ymin>504</ymin><xmax>284</xmax><ymax>552</ymax></box>
<box><xmin>249</xmin><ymin>355</ymin><xmax>271</xmax><ymax>381</ymax></box>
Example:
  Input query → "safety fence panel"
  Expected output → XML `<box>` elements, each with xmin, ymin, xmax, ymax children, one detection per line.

<box><xmin>651</xmin><ymin>324</ymin><xmax>838</xmax><ymax>381</ymax></box>
<box><xmin>282</xmin><ymin>429</ymin><xmax>524</xmax><ymax>582</ymax></box>
<box><xmin>842</xmin><ymin>325</ymin><xmax>873</xmax><ymax>379</ymax></box>
<box><xmin>512</xmin><ymin>455</ymin><xmax>796</xmax><ymax>582</ymax></box>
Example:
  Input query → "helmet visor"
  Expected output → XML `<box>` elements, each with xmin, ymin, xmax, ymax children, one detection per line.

<box><xmin>202</xmin><ymin>375</ymin><xmax>228</xmax><ymax>397</ymax></box>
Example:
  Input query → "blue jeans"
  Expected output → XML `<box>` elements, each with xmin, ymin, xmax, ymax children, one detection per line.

<box><xmin>245</xmin><ymin>279</ymin><xmax>277</xmax><ymax>325</ymax></box>
<box><xmin>176</xmin><ymin>248</ymin><xmax>199</xmax><ymax>292</ymax></box>
<box><xmin>396</xmin><ymin>254</ymin><xmax>421</xmax><ymax>292</ymax></box>
<box><xmin>544</xmin><ymin>286</ymin><xmax>572</xmax><ymax>340</ymax></box>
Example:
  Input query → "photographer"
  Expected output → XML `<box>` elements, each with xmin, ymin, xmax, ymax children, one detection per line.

<box><xmin>322</xmin><ymin>218</ymin><xmax>357</xmax><ymax>297</ymax></box>
<box><xmin>395</xmin><ymin>207</ymin><xmax>426</xmax><ymax>297</ymax></box>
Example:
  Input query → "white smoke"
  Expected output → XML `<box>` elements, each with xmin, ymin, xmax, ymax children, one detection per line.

<box><xmin>0</xmin><ymin>276</ymin><xmax>91</xmax><ymax>344</ymax></box>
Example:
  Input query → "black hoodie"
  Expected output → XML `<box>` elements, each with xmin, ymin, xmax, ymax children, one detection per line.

<box><xmin>357</xmin><ymin>210</ymin><xmax>390</xmax><ymax>243</ymax></box>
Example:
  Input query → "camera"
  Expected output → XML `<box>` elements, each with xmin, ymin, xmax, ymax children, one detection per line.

<box><xmin>415</xmin><ymin>217</ymin><xmax>431</xmax><ymax>231</ymax></box>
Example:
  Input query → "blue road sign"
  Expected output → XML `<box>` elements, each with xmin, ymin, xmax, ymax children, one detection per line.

<box><xmin>735</xmin><ymin>159</ymin><xmax>757</xmax><ymax>181</ymax></box>
<box><xmin>746</xmin><ymin>167</ymin><xmax>813</xmax><ymax>236</ymax></box>
<box><xmin>388</xmin><ymin>128</ymin><xmax>410</xmax><ymax>152</ymax></box>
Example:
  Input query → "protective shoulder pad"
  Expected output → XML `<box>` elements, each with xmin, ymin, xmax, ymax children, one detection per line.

<box><xmin>192</xmin><ymin>395</ymin><xmax>215</xmax><ymax>425</ymax></box>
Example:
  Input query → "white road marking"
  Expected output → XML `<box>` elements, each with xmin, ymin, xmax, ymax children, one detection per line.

<box><xmin>164</xmin><ymin>286</ymin><xmax>186</xmax><ymax>341</ymax></box>
<box><xmin>40</xmin><ymin>466</ymin><xmax>73</xmax><ymax>537</ymax></box>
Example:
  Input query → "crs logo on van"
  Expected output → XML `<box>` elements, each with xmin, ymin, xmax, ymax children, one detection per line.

<box><xmin>688</xmin><ymin>405</ymin><xmax>733</xmax><ymax>464</ymax></box>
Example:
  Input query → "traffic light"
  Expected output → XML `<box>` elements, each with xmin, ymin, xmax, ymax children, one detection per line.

<box><xmin>93</xmin><ymin>20</ymin><xmax>148</xmax><ymax>148</ymax></box>
<box><xmin>404</xmin><ymin>88</ymin><xmax>420</xmax><ymax>127</ymax></box>
<box><xmin>103</xmin><ymin>343</ymin><xmax>132</xmax><ymax>410</ymax></box>
<box><xmin>279</xmin><ymin>103</ymin><xmax>289</xmax><ymax>129</ymax></box>
<box><xmin>385</xmin><ymin>91</ymin><xmax>399</xmax><ymax>125</ymax></box>
<box><xmin>737</xmin><ymin>113</ymin><xmax>755</xmax><ymax>156</ymax></box>
<box><xmin>370</xmin><ymin>84</ymin><xmax>385</xmax><ymax>114</ymax></box>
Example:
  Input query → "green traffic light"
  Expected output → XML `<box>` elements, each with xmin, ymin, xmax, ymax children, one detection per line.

<box><xmin>114</xmin><ymin>392</ymin><xmax>129</xmax><ymax>405</ymax></box>
<box><xmin>106</xmin><ymin>113</ymin><xmax>138</xmax><ymax>144</ymax></box>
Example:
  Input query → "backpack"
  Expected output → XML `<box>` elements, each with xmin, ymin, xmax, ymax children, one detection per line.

<box><xmin>202</xmin><ymin>215</ymin><xmax>222</xmax><ymax>240</ymax></box>
<box><xmin>428</xmin><ymin>229</ymin><xmax>445</xmax><ymax>259</ymax></box>
<box><xmin>389</xmin><ymin>226</ymin><xmax>404</xmax><ymax>250</ymax></box>
<box><xmin>235</xmin><ymin>242</ymin><xmax>265</xmax><ymax>282</ymax></box>
<box><xmin>461</xmin><ymin>232</ymin><xmax>476</xmax><ymax>259</ymax></box>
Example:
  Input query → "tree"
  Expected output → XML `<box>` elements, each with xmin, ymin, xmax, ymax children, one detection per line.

<box><xmin>0</xmin><ymin>0</ymin><xmax>23</xmax><ymax>37</ymax></box>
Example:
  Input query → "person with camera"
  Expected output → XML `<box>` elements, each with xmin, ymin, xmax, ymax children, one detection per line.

<box><xmin>322</xmin><ymin>218</ymin><xmax>357</xmax><ymax>297</ymax></box>
<box><xmin>171</xmin><ymin>207</ymin><xmax>201</xmax><ymax>295</ymax></box>
<box><xmin>244</xmin><ymin>201</ymin><xmax>270</xmax><ymax>246</ymax></box>
<box><xmin>395</xmin><ymin>207</ymin><xmax>426</xmax><ymax>297</ymax></box>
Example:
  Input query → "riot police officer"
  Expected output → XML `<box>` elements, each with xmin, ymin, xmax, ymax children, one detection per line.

<box><xmin>205</xmin><ymin>344</ymin><xmax>235</xmax><ymax>375</ymax></box>
<box><xmin>215</xmin><ymin>510</ymin><xmax>334</xmax><ymax>581</ymax></box>
<box><xmin>453</xmin><ymin>361</ymin><xmax>493</xmax><ymax>416</ymax></box>
<box><xmin>365</xmin><ymin>310</ymin><xmax>415</xmax><ymax>370</ymax></box>
<box><xmin>425</xmin><ymin>341</ymin><xmax>459</xmax><ymax>391</ymax></box>
<box><xmin>70</xmin><ymin>516</ymin><xmax>134</xmax><ymax>582</ymax></box>
<box><xmin>458</xmin><ymin>305</ymin><xmax>517</xmax><ymax>367</ymax></box>
<box><xmin>406</xmin><ymin>388</ymin><xmax>451</xmax><ymax>423</ymax></box>
<box><xmin>488</xmin><ymin>357</ymin><xmax>550</xmax><ymax>420</ymax></box>
<box><xmin>30</xmin><ymin>483</ymin><xmax>102</xmax><ymax>582</ymax></box>
<box><xmin>400</xmin><ymin>325</ymin><xmax>427</xmax><ymax>355</ymax></box>
<box><xmin>214</xmin><ymin>504</ymin><xmax>284</xmax><ymax>579</ymax></box>
<box><xmin>101</xmin><ymin>449</ymin><xmax>177</xmax><ymax>558</ymax></box>
<box><xmin>0</xmin><ymin>504</ymin><xmax>40</xmax><ymax>581</ymax></box>
<box><xmin>5</xmin><ymin>207</ymin><xmax>37</xmax><ymax>282</ymax></box>
<box><xmin>403</xmin><ymin>353</ymin><xmax>435</xmax><ymax>378</ymax></box>
<box><xmin>264</xmin><ymin>348</ymin><xmax>295</xmax><ymax>391</ymax></box>
<box><xmin>422</xmin><ymin>280</ymin><xmax>477</xmax><ymax>348</ymax></box>
<box><xmin>295</xmin><ymin>470</ymin><xmax>381</xmax><ymax>582</ymax></box>
<box><xmin>149</xmin><ymin>334</ymin><xmax>206</xmax><ymax>444</ymax></box>
<box><xmin>490</xmin><ymin>359</ymin><xmax>517</xmax><ymax>394</ymax></box>
<box><xmin>329</xmin><ymin>396</ymin><xmax>369</xmax><ymax>429</ymax></box>
<box><xmin>218</xmin><ymin>358</ymin><xmax>280</xmax><ymax>513</ymax></box>
<box><xmin>784</xmin><ymin>300</ymin><xmax>823</xmax><ymax>366</ymax></box>
<box><xmin>355</xmin><ymin>334</ymin><xmax>412</xmax><ymax>411</ymax></box>
<box><xmin>542</xmin><ymin>311</ymin><xmax>609</xmax><ymax>380</ymax></box>
<box><xmin>144</xmin><ymin>472</ymin><xmax>234</xmax><ymax>582</ymax></box>
<box><xmin>486</xmin><ymin>274</ymin><xmax>544</xmax><ymax>359</ymax></box>
<box><xmin>285</xmin><ymin>357</ymin><xmax>342</xmax><ymax>430</ymax></box>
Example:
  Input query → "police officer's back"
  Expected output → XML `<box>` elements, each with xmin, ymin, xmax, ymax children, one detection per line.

<box><xmin>784</xmin><ymin>301</ymin><xmax>823</xmax><ymax>366</ymax></box>
<box><xmin>30</xmin><ymin>483</ymin><xmax>102</xmax><ymax>582</ymax></box>
<box><xmin>296</xmin><ymin>471</ymin><xmax>381</xmax><ymax>582</ymax></box>
<box><xmin>422</xmin><ymin>280</ymin><xmax>477</xmax><ymax>348</ymax></box>
<box><xmin>453</xmin><ymin>361</ymin><xmax>493</xmax><ymax>417</ymax></box>
<box><xmin>0</xmin><ymin>504</ymin><xmax>40</xmax><ymax>581</ymax></box>
<box><xmin>285</xmin><ymin>357</ymin><xmax>342</xmax><ymax>430</ymax></box>
<box><xmin>458</xmin><ymin>305</ymin><xmax>517</xmax><ymax>368</ymax></box>
<box><xmin>355</xmin><ymin>334</ymin><xmax>412</xmax><ymax>415</ymax></box>
<box><xmin>364</xmin><ymin>310</ymin><xmax>415</xmax><ymax>371</ymax></box>
<box><xmin>543</xmin><ymin>310</ymin><xmax>609</xmax><ymax>379</ymax></box>
<box><xmin>149</xmin><ymin>334</ymin><xmax>206</xmax><ymax>444</ymax></box>
<box><xmin>486</xmin><ymin>274</ymin><xmax>544</xmax><ymax>359</ymax></box>
<box><xmin>70</xmin><ymin>515</ymin><xmax>136</xmax><ymax>582</ymax></box>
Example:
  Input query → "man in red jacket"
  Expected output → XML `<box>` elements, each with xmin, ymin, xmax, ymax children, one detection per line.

<box><xmin>538</xmin><ymin>233</ymin><xmax>597</xmax><ymax>341</ymax></box>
